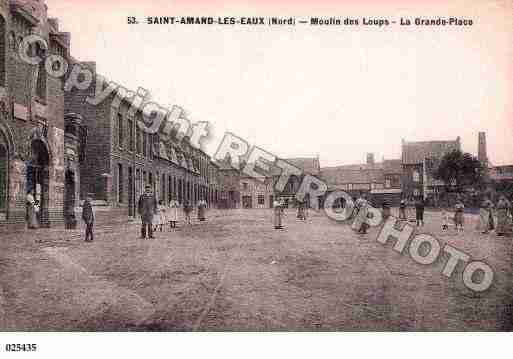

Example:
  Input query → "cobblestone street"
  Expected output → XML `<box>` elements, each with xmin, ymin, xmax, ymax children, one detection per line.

<box><xmin>0</xmin><ymin>209</ymin><xmax>512</xmax><ymax>331</ymax></box>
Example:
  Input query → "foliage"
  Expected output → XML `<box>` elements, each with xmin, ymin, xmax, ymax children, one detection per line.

<box><xmin>433</xmin><ymin>150</ymin><xmax>484</xmax><ymax>192</ymax></box>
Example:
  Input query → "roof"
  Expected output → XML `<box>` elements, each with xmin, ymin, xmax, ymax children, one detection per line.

<box><xmin>402</xmin><ymin>139</ymin><xmax>461</xmax><ymax>165</ymax></box>
<box><xmin>284</xmin><ymin>157</ymin><xmax>320</xmax><ymax>175</ymax></box>
<box><xmin>321</xmin><ymin>167</ymin><xmax>384</xmax><ymax>185</ymax></box>
<box><xmin>383</xmin><ymin>159</ymin><xmax>402</xmax><ymax>174</ymax></box>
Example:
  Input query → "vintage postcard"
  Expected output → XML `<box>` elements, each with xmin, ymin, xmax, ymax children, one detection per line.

<box><xmin>0</xmin><ymin>0</ymin><xmax>512</xmax><ymax>356</ymax></box>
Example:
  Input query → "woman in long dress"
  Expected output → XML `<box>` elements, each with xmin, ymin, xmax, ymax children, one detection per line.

<box><xmin>26</xmin><ymin>191</ymin><xmax>39</xmax><ymax>229</ymax></box>
<box><xmin>154</xmin><ymin>200</ymin><xmax>166</xmax><ymax>232</ymax></box>
<box><xmin>454</xmin><ymin>198</ymin><xmax>465</xmax><ymax>232</ymax></box>
<box><xmin>197</xmin><ymin>200</ymin><xmax>207</xmax><ymax>222</ymax></box>
<box><xmin>399</xmin><ymin>198</ymin><xmax>407</xmax><ymax>221</ymax></box>
<box><xmin>273</xmin><ymin>199</ymin><xmax>284</xmax><ymax>229</ymax></box>
<box><xmin>496</xmin><ymin>196</ymin><xmax>511</xmax><ymax>237</ymax></box>
<box><xmin>168</xmin><ymin>199</ymin><xmax>180</xmax><ymax>229</ymax></box>
<box><xmin>478</xmin><ymin>196</ymin><xmax>494</xmax><ymax>234</ymax></box>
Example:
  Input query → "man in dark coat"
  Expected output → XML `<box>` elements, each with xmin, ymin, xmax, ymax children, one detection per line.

<box><xmin>415</xmin><ymin>196</ymin><xmax>425</xmax><ymax>227</ymax></box>
<box><xmin>138</xmin><ymin>185</ymin><xmax>158</xmax><ymax>239</ymax></box>
<box><xmin>82</xmin><ymin>194</ymin><xmax>95</xmax><ymax>242</ymax></box>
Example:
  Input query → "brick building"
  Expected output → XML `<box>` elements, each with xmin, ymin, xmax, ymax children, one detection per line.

<box><xmin>65</xmin><ymin>71</ymin><xmax>220</xmax><ymax>214</ymax></box>
<box><xmin>401</xmin><ymin>137</ymin><xmax>461</xmax><ymax>201</ymax></box>
<box><xmin>0</xmin><ymin>0</ymin><xmax>84</xmax><ymax>229</ymax></box>
<box><xmin>320</xmin><ymin>154</ymin><xmax>402</xmax><ymax>205</ymax></box>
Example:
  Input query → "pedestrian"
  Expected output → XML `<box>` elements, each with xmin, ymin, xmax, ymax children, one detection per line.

<box><xmin>399</xmin><ymin>198</ymin><xmax>407</xmax><ymax>221</ymax></box>
<box><xmin>381</xmin><ymin>200</ymin><xmax>391</xmax><ymax>222</ymax></box>
<box><xmin>297</xmin><ymin>200</ymin><xmax>307</xmax><ymax>221</ymax></box>
<box><xmin>138</xmin><ymin>185</ymin><xmax>158</xmax><ymax>239</ymax></box>
<box><xmin>154</xmin><ymin>200</ymin><xmax>166</xmax><ymax>232</ymax></box>
<box><xmin>441</xmin><ymin>207</ymin><xmax>450</xmax><ymax>231</ymax></box>
<box><xmin>454</xmin><ymin>197</ymin><xmax>465</xmax><ymax>232</ymax></box>
<box><xmin>82</xmin><ymin>194</ymin><xmax>95</xmax><ymax>242</ymax></box>
<box><xmin>273</xmin><ymin>199</ymin><xmax>284</xmax><ymax>229</ymax></box>
<box><xmin>415</xmin><ymin>196</ymin><xmax>425</xmax><ymax>227</ymax></box>
<box><xmin>353</xmin><ymin>195</ymin><xmax>370</xmax><ymax>234</ymax></box>
<box><xmin>168</xmin><ymin>198</ymin><xmax>180</xmax><ymax>229</ymax></box>
<box><xmin>496</xmin><ymin>195</ymin><xmax>512</xmax><ymax>237</ymax></box>
<box><xmin>478</xmin><ymin>196</ymin><xmax>494</xmax><ymax>234</ymax></box>
<box><xmin>197</xmin><ymin>199</ymin><xmax>207</xmax><ymax>222</ymax></box>
<box><xmin>26</xmin><ymin>190</ymin><xmax>39</xmax><ymax>229</ymax></box>
<box><xmin>183</xmin><ymin>201</ymin><xmax>193</xmax><ymax>225</ymax></box>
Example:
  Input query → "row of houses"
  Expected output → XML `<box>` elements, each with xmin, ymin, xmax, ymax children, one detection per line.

<box><xmin>225</xmin><ymin>132</ymin><xmax>511</xmax><ymax>209</ymax></box>
<box><xmin>0</xmin><ymin>0</ymin><xmax>225</xmax><ymax>230</ymax></box>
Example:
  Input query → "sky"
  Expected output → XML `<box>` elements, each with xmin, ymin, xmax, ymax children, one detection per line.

<box><xmin>45</xmin><ymin>0</ymin><xmax>513</xmax><ymax>166</ymax></box>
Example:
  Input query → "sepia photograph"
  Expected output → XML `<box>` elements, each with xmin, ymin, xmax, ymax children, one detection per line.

<box><xmin>0</xmin><ymin>0</ymin><xmax>512</xmax><ymax>356</ymax></box>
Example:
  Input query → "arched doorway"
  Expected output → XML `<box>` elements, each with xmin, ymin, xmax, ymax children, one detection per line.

<box><xmin>26</xmin><ymin>139</ymin><xmax>50</xmax><ymax>227</ymax></box>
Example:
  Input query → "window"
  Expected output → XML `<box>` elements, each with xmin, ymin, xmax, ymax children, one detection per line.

<box><xmin>35</xmin><ymin>43</ymin><xmax>46</xmax><ymax>100</ymax></box>
<box><xmin>242</xmin><ymin>182</ymin><xmax>249</xmax><ymax>191</ymax></box>
<box><xmin>118</xmin><ymin>164</ymin><xmax>123</xmax><ymax>203</ymax></box>
<box><xmin>413</xmin><ymin>170</ymin><xmax>420</xmax><ymax>183</ymax></box>
<box><xmin>258</xmin><ymin>195</ymin><xmax>265</xmax><ymax>205</ymax></box>
<box><xmin>143</xmin><ymin>133</ymin><xmax>147</xmax><ymax>157</ymax></box>
<box><xmin>136</xmin><ymin>127</ymin><xmax>141</xmax><ymax>154</ymax></box>
<box><xmin>127</xmin><ymin>117</ymin><xmax>134</xmax><ymax>151</ymax></box>
<box><xmin>117</xmin><ymin>114</ymin><xmax>123</xmax><ymax>148</ymax></box>
<box><xmin>385</xmin><ymin>179</ymin><xmax>391</xmax><ymax>188</ymax></box>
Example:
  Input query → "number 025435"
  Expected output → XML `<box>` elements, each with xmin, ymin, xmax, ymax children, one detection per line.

<box><xmin>5</xmin><ymin>344</ymin><xmax>37</xmax><ymax>352</ymax></box>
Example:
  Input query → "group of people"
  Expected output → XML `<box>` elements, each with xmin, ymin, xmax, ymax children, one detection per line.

<box><xmin>138</xmin><ymin>185</ymin><xmax>209</xmax><ymax>239</ymax></box>
<box><xmin>478</xmin><ymin>195</ymin><xmax>512</xmax><ymax>236</ymax></box>
<box><xmin>394</xmin><ymin>194</ymin><xmax>513</xmax><ymax>236</ymax></box>
<box><xmin>79</xmin><ymin>185</ymin><xmax>210</xmax><ymax>242</ymax></box>
<box><xmin>273</xmin><ymin>199</ymin><xmax>309</xmax><ymax>230</ymax></box>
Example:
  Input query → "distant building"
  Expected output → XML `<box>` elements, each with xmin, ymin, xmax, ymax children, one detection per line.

<box><xmin>401</xmin><ymin>137</ymin><xmax>461</xmax><ymax>200</ymax></box>
<box><xmin>321</xmin><ymin>154</ymin><xmax>402</xmax><ymax>205</ymax></box>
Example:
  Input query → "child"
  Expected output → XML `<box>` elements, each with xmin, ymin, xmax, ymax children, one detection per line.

<box><xmin>154</xmin><ymin>200</ymin><xmax>166</xmax><ymax>232</ymax></box>
<box><xmin>168</xmin><ymin>199</ymin><xmax>180</xmax><ymax>229</ymax></box>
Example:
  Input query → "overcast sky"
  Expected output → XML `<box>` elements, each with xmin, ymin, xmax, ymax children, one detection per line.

<box><xmin>46</xmin><ymin>0</ymin><xmax>513</xmax><ymax>166</ymax></box>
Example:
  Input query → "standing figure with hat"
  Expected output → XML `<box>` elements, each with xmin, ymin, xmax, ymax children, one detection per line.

<box><xmin>138</xmin><ymin>185</ymin><xmax>158</xmax><ymax>239</ymax></box>
<box><xmin>273</xmin><ymin>198</ymin><xmax>285</xmax><ymax>230</ymax></box>
<box><xmin>82</xmin><ymin>194</ymin><xmax>95</xmax><ymax>242</ymax></box>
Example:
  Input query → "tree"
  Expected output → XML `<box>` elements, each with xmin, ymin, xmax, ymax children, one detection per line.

<box><xmin>433</xmin><ymin>150</ymin><xmax>484</xmax><ymax>192</ymax></box>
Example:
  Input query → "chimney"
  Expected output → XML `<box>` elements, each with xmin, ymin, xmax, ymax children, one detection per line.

<box><xmin>366</xmin><ymin>153</ymin><xmax>375</xmax><ymax>165</ymax></box>
<box><xmin>478</xmin><ymin>132</ymin><xmax>488</xmax><ymax>165</ymax></box>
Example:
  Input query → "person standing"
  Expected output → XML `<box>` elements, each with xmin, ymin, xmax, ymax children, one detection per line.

<box><xmin>273</xmin><ymin>199</ymin><xmax>284</xmax><ymax>230</ymax></box>
<box><xmin>399</xmin><ymin>198</ymin><xmax>407</xmax><ymax>221</ymax></box>
<box><xmin>168</xmin><ymin>198</ymin><xmax>180</xmax><ymax>229</ymax></box>
<box><xmin>26</xmin><ymin>191</ymin><xmax>39</xmax><ymax>229</ymax></box>
<box><xmin>138</xmin><ymin>185</ymin><xmax>158</xmax><ymax>239</ymax></box>
<box><xmin>154</xmin><ymin>200</ymin><xmax>166</xmax><ymax>232</ymax></box>
<box><xmin>297</xmin><ymin>200</ymin><xmax>307</xmax><ymax>221</ymax></box>
<box><xmin>496</xmin><ymin>196</ymin><xmax>511</xmax><ymax>237</ymax></box>
<box><xmin>454</xmin><ymin>197</ymin><xmax>465</xmax><ymax>232</ymax></box>
<box><xmin>415</xmin><ymin>196</ymin><xmax>425</xmax><ymax>227</ymax></box>
<box><xmin>479</xmin><ymin>196</ymin><xmax>494</xmax><ymax>234</ymax></box>
<box><xmin>197</xmin><ymin>199</ymin><xmax>207</xmax><ymax>222</ymax></box>
<box><xmin>82</xmin><ymin>195</ymin><xmax>95</xmax><ymax>242</ymax></box>
<box><xmin>183</xmin><ymin>201</ymin><xmax>193</xmax><ymax>225</ymax></box>
<box><xmin>381</xmin><ymin>200</ymin><xmax>391</xmax><ymax>222</ymax></box>
<box><xmin>353</xmin><ymin>195</ymin><xmax>370</xmax><ymax>234</ymax></box>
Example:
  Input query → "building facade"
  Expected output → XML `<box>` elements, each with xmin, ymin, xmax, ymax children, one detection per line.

<box><xmin>321</xmin><ymin>154</ymin><xmax>402</xmax><ymax>205</ymax></box>
<box><xmin>0</xmin><ymin>0</ymin><xmax>84</xmax><ymax>229</ymax></box>
<box><xmin>65</xmin><ymin>74</ymin><xmax>220</xmax><ymax>213</ymax></box>
<box><xmin>401</xmin><ymin>137</ymin><xmax>461</xmax><ymax>201</ymax></box>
